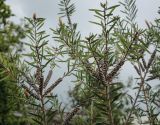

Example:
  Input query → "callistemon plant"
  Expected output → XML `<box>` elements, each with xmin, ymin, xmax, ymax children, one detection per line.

<box><xmin>0</xmin><ymin>0</ymin><xmax>159</xmax><ymax>124</ymax></box>
<box><xmin>51</xmin><ymin>0</ymin><xmax>160</xmax><ymax>125</ymax></box>
<box><xmin>20</xmin><ymin>14</ymin><xmax>75</xmax><ymax>125</ymax></box>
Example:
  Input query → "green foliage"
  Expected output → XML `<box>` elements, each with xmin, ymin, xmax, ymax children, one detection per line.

<box><xmin>20</xmin><ymin>14</ymin><xmax>75</xmax><ymax>125</ymax></box>
<box><xmin>58</xmin><ymin>0</ymin><xmax>75</xmax><ymax>26</ymax></box>
<box><xmin>52</xmin><ymin>0</ymin><xmax>160</xmax><ymax>125</ymax></box>
<box><xmin>69</xmin><ymin>72</ymin><xmax>130</xmax><ymax>125</ymax></box>
<box><xmin>0</xmin><ymin>0</ymin><xmax>28</xmax><ymax>124</ymax></box>
<box><xmin>0</xmin><ymin>0</ymin><xmax>25</xmax><ymax>52</ymax></box>
<box><xmin>1</xmin><ymin>0</ymin><xmax>160</xmax><ymax>125</ymax></box>
<box><xmin>120</xmin><ymin>0</ymin><xmax>138</xmax><ymax>24</ymax></box>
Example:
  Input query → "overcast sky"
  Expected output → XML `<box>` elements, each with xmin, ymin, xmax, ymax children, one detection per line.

<box><xmin>5</xmin><ymin>0</ymin><xmax>160</xmax><ymax>103</ymax></box>
<box><xmin>6</xmin><ymin>0</ymin><xmax>160</xmax><ymax>35</ymax></box>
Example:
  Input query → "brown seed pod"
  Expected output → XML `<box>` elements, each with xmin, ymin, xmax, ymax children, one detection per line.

<box><xmin>22</xmin><ymin>73</ymin><xmax>39</xmax><ymax>93</ymax></box>
<box><xmin>39</xmin><ymin>75</ymin><xmax>44</xmax><ymax>95</ymax></box>
<box><xmin>43</xmin><ymin>78</ymin><xmax>63</xmax><ymax>96</ymax></box>
<box><xmin>21</xmin><ymin>84</ymin><xmax>40</xmax><ymax>100</ymax></box>
<box><xmin>99</xmin><ymin>59</ymin><xmax>108</xmax><ymax>75</ymax></box>
<box><xmin>35</xmin><ymin>67</ymin><xmax>42</xmax><ymax>85</ymax></box>
<box><xmin>63</xmin><ymin>106</ymin><xmax>80</xmax><ymax>125</ymax></box>
<box><xmin>43</xmin><ymin>70</ymin><xmax>52</xmax><ymax>88</ymax></box>
<box><xmin>33</xmin><ymin>13</ymin><xmax>36</xmax><ymax>20</ymax></box>
<box><xmin>106</xmin><ymin>59</ymin><xmax>125</xmax><ymax>81</ymax></box>
<box><xmin>83</xmin><ymin>61</ymin><xmax>98</xmax><ymax>78</ymax></box>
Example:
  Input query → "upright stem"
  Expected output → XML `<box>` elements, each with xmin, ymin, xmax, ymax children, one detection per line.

<box><xmin>103</xmin><ymin>3</ymin><xmax>109</xmax><ymax>74</ymax></box>
<box><xmin>124</xmin><ymin>84</ymin><xmax>142</xmax><ymax>125</ymax></box>
<box><xmin>34</xmin><ymin>18</ymin><xmax>47</xmax><ymax>125</ymax></box>
<box><xmin>90</xmin><ymin>99</ymin><xmax>93</xmax><ymax>125</ymax></box>
<box><xmin>64</xmin><ymin>0</ymin><xmax>72</xmax><ymax>28</ymax></box>
<box><xmin>102</xmin><ymin>4</ymin><xmax>115</xmax><ymax>125</ymax></box>
<box><xmin>41</xmin><ymin>96</ymin><xmax>47</xmax><ymax>125</ymax></box>
<box><xmin>125</xmin><ymin>58</ymin><xmax>154</xmax><ymax>125</ymax></box>
<box><xmin>106</xmin><ymin>84</ymin><xmax>115</xmax><ymax>125</ymax></box>
<box><xmin>138</xmin><ymin>62</ymin><xmax>153</xmax><ymax>125</ymax></box>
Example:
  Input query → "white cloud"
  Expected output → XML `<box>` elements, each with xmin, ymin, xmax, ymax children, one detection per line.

<box><xmin>6</xmin><ymin>0</ymin><xmax>160</xmax><ymax>30</ymax></box>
